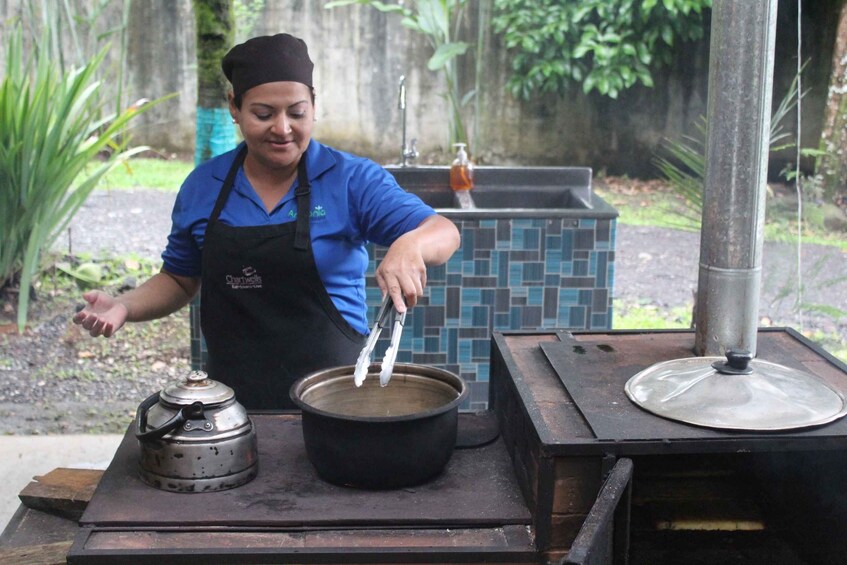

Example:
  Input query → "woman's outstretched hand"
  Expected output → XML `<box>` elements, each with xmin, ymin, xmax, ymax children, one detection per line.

<box><xmin>72</xmin><ymin>271</ymin><xmax>200</xmax><ymax>339</ymax></box>
<box><xmin>72</xmin><ymin>290</ymin><xmax>129</xmax><ymax>338</ymax></box>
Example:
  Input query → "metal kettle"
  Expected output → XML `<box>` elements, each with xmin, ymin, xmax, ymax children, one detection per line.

<box><xmin>135</xmin><ymin>370</ymin><xmax>258</xmax><ymax>492</ymax></box>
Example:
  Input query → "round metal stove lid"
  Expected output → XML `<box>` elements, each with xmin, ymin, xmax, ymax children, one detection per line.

<box><xmin>624</xmin><ymin>355</ymin><xmax>847</xmax><ymax>431</ymax></box>
<box><xmin>160</xmin><ymin>370</ymin><xmax>234</xmax><ymax>406</ymax></box>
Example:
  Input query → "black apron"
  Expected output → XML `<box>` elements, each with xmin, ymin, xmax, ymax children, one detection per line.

<box><xmin>200</xmin><ymin>147</ymin><xmax>366</xmax><ymax>409</ymax></box>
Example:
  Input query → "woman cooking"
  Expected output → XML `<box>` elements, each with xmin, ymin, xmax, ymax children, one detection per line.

<box><xmin>73</xmin><ymin>33</ymin><xmax>461</xmax><ymax>409</ymax></box>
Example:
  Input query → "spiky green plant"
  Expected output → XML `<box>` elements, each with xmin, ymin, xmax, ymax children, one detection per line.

<box><xmin>653</xmin><ymin>71</ymin><xmax>804</xmax><ymax>223</ymax></box>
<box><xmin>0</xmin><ymin>27</ymin><xmax>159</xmax><ymax>331</ymax></box>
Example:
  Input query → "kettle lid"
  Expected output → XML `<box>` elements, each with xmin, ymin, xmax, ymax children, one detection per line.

<box><xmin>160</xmin><ymin>370</ymin><xmax>235</xmax><ymax>406</ymax></box>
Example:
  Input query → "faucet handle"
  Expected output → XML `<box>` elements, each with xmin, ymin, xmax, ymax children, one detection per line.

<box><xmin>403</xmin><ymin>138</ymin><xmax>418</xmax><ymax>166</ymax></box>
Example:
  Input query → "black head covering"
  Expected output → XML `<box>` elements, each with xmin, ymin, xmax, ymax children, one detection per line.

<box><xmin>222</xmin><ymin>33</ymin><xmax>314</xmax><ymax>99</ymax></box>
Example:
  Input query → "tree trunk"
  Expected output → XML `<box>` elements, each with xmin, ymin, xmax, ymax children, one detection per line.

<box><xmin>193</xmin><ymin>0</ymin><xmax>236</xmax><ymax>165</ymax></box>
<box><xmin>818</xmin><ymin>0</ymin><xmax>847</xmax><ymax>209</ymax></box>
<box><xmin>189</xmin><ymin>1</ymin><xmax>235</xmax><ymax>368</ymax></box>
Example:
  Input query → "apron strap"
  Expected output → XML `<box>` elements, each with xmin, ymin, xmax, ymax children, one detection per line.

<box><xmin>209</xmin><ymin>146</ymin><xmax>248</xmax><ymax>224</ymax></box>
<box><xmin>294</xmin><ymin>154</ymin><xmax>311</xmax><ymax>251</ymax></box>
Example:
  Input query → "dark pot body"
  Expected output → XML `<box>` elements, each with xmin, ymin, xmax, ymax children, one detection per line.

<box><xmin>290</xmin><ymin>363</ymin><xmax>467</xmax><ymax>490</ymax></box>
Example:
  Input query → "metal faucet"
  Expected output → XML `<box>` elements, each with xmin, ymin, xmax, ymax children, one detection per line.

<box><xmin>398</xmin><ymin>75</ymin><xmax>418</xmax><ymax>167</ymax></box>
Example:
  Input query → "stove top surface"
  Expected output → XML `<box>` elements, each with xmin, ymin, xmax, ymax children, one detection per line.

<box><xmin>540</xmin><ymin>330</ymin><xmax>847</xmax><ymax>445</ymax></box>
<box><xmin>81</xmin><ymin>414</ymin><xmax>530</xmax><ymax>528</ymax></box>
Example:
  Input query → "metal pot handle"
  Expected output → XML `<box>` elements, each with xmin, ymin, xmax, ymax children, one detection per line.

<box><xmin>135</xmin><ymin>391</ymin><xmax>205</xmax><ymax>441</ymax></box>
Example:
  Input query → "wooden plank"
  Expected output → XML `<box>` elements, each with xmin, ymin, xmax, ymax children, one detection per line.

<box><xmin>70</xmin><ymin>525</ymin><xmax>540</xmax><ymax>564</ymax></box>
<box><xmin>83</xmin><ymin>526</ymin><xmax>532</xmax><ymax>550</ymax></box>
<box><xmin>1</xmin><ymin>506</ymin><xmax>79</xmax><ymax>548</ymax></box>
<box><xmin>19</xmin><ymin>468</ymin><xmax>102</xmax><ymax>521</ymax></box>
<box><xmin>0</xmin><ymin>540</ymin><xmax>72</xmax><ymax>564</ymax></box>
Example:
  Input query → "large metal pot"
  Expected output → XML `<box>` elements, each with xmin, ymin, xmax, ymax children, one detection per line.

<box><xmin>290</xmin><ymin>363</ymin><xmax>468</xmax><ymax>489</ymax></box>
<box><xmin>135</xmin><ymin>370</ymin><xmax>258</xmax><ymax>493</ymax></box>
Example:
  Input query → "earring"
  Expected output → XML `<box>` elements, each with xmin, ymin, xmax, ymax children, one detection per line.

<box><xmin>231</xmin><ymin>118</ymin><xmax>237</xmax><ymax>124</ymax></box>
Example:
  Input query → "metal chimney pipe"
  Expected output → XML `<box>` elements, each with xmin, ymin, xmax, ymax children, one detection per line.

<box><xmin>694</xmin><ymin>0</ymin><xmax>778</xmax><ymax>357</ymax></box>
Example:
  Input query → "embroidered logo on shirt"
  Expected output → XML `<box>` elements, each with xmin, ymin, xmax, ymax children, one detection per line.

<box><xmin>288</xmin><ymin>205</ymin><xmax>327</xmax><ymax>219</ymax></box>
<box><xmin>226</xmin><ymin>266</ymin><xmax>263</xmax><ymax>290</ymax></box>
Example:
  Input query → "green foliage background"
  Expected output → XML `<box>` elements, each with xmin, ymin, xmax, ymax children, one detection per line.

<box><xmin>0</xmin><ymin>26</ymin><xmax>158</xmax><ymax>331</ymax></box>
<box><xmin>492</xmin><ymin>0</ymin><xmax>711</xmax><ymax>99</ymax></box>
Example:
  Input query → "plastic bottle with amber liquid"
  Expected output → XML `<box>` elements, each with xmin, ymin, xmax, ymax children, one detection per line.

<box><xmin>449</xmin><ymin>143</ymin><xmax>474</xmax><ymax>191</ymax></box>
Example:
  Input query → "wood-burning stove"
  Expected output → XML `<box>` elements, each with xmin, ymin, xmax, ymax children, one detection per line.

<box><xmin>490</xmin><ymin>328</ymin><xmax>847</xmax><ymax>564</ymax></box>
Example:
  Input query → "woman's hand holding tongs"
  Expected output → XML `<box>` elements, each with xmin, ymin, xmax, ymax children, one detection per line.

<box><xmin>374</xmin><ymin>229</ymin><xmax>428</xmax><ymax>314</ymax></box>
<box><xmin>353</xmin><ymin>294</ymin><xmax>406</xmax><ymax>387</ymax></box>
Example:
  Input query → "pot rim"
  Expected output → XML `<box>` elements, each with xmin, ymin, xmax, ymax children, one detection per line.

<box><xmin>290</xmin><ymin>363</ymin><xmax>468</xmax><ymax>423</ymax></box>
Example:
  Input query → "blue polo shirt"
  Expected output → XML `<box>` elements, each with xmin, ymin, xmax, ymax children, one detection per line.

<box><xmin>162</xmin><ymin>140</ymin><xmax>436</xmax><ymax>334</ymax></box>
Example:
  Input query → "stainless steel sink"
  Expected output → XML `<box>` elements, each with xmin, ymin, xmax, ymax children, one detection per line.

<box><xmin>385</xmin><ymin>165</ymin><xmax>596</xmax><ymax>212</ymax></box>
<box><xmin>407</xmin><ymin>186</ymin><xmax>589</xmax><ymax>209</ymax></box>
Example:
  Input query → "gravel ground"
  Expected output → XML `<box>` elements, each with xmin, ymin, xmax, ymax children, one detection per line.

<box><xmin>53</xmin><ymin>189</ymin><xmax>175</xmax><ymax>262</ymax></box>
<box><xmin>615</xmin><ymin>223</ymin><xmax>847</xmax><ymax>336</ymax></box>
<box><xmin>1</xmin><ymin>189</ymin><xmax>185</xmax><ymax>435</ymax></box>
<box><xmin>0</xmin><ymin>187</ymin><xmax>845</xmax><ymax>435</ymax></box>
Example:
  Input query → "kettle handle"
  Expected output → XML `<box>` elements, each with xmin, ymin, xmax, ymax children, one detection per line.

<box><xmin>135</xmin><ymin>392</ymin><xmax>205</xmax><ymax>441</ymax></box>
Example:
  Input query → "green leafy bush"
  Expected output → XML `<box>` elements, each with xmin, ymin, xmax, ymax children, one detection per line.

<box><xmin>0</xmin><ymin>27</ymin><xmax>157</xmax><ymax>331</ymax></box>
<box><xmin>492</xmin><ymin>0</ymin><xmax>711</xmax><ymax>99</ymax></box>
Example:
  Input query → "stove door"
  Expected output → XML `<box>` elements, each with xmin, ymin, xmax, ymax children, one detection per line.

<box><xmin>562</xmin><ymin>458</ymin><xmax>633</xmax><ymax>565</ymax></box>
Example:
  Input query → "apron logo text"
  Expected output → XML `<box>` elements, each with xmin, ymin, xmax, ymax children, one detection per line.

<box><xmin>288</xmin><ymin>205</ymin><xmax>327</xmax><ymax>220</ymax></box>
<box><xmin>226</xmin><ymin>267</ymin><xmax>263</xmax><ymax>290</ymax></box>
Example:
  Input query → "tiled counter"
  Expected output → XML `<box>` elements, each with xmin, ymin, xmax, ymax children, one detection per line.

<box><xmin>365</xmin><ymin>193</ymin><xmax>618</xmax><ymax>409</ymax></box>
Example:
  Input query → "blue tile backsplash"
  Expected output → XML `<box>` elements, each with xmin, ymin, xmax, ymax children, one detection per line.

<box><xmin>363</xmin><ymin>216</ymin><xmax>617</xmax><ymax>409</ymax></box>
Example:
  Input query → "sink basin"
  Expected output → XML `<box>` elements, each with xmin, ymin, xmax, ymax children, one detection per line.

<box><xmin>404</xmin><ymin>186</ymin><xmax>589</xmax><ymax>209</ymax></box>
<box><xmin>385</xmin><ymin>165</ymin><xmax>598</xmax><ymax>214</ymax></box>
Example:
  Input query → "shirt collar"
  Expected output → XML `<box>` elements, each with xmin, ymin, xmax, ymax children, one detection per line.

<box><xmin>302</xmin><ymin>139</ymin><xmax>336</xmax><ymax>180</ymax></box>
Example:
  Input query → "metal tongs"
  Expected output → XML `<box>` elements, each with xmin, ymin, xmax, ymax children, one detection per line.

<box><xmin>353</xmin><ymin>294</ymin><xmax>407</xmax><ymax>387</ymax></box>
